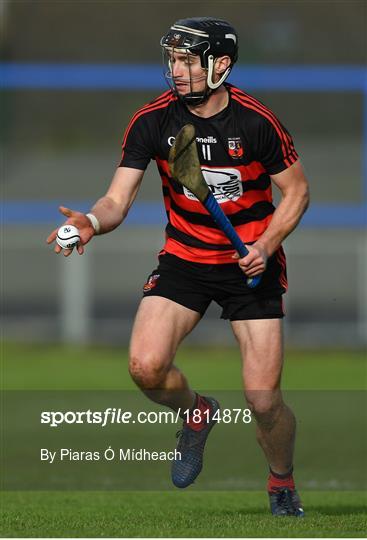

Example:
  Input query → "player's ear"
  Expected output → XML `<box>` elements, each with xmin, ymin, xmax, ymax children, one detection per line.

<box><xmin>214</xmin><ymin>56</ymin><xmax>231</xmax><ymax>75</ymax></box>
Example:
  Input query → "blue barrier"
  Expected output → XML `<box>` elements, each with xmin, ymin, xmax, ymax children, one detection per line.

<box><xmin>1</xmin><ymin>201</ymin><xmax>166</xmax><ymax>226</ymax></box>
<box><xmin>0</xmin><ymin>63</ymin><xmax>366</xmax><ymax>91</ymax></box>
<box><xmin>1</xmin><ymin>201</ymin><xmax>366</xmax><ymax>228</ymax></box>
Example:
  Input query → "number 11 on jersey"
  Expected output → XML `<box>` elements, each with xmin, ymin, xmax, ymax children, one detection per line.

<box><xmin>202</xmin><ymin>144</ymin><xmax>211</xmax><ymax>161</ymax></box>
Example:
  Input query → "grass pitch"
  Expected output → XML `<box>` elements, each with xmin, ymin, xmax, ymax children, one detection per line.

<box><xmin>1</xmin><ymin>491</ymin><xmax>366</xmax><ymax>537</ymax></box>
<box><xmin>1</xmin><ymin>343</ymin><xmax>366</xmax><ymax>537</ymax></box>
<box><xmin>2</xmin><ymin>342</ymin><xmax>366</xmax><ymax>391</ymax></box>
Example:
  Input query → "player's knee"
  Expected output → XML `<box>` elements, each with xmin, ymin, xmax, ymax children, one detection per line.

<box><xmin>129</xmin><ymin>353</ymin><xmax>168</xmax><ymax>389</ymax></box>
<box><xmin>245</xmin><ymin>390</ymin><xmax>281</xmax><ymax>423</ymax></box>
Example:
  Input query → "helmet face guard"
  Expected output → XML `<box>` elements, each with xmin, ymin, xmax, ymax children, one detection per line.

<box><xmin>161</xmin><ymin>44</ymin><xmax>211</xmax><ymax>106</ymax></box>
<box><xmin>160</xmin><ymin>19</ymin><xmax>238</xmax><ymax>106</ymax></box>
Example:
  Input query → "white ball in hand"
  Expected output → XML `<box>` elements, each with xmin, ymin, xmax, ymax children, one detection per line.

<box><xmin>56</xmin><ymin>225</ymin><xmax>80</xmax><ymax>249</ymax></box>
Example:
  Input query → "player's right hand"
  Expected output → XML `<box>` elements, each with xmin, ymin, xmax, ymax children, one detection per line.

<box><xmin>46</xmin><ymin>206</ymin><xmax>96</xmax><ymax>257</ymax></box>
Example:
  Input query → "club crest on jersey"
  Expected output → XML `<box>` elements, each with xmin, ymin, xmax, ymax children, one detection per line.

<box><xmin>143</xmin><ymin>274</ymin><xmax>160</xmax><ymax>292</ymax></box>
<box><xmin>228</xmin><ymin>137</ymin><xmax>244</xmax><ymax>159</ymax></box>
<box><xmin>183</xmin><ymin>168</ymin><xmax>243</xmax><ymax>204</ymax></box>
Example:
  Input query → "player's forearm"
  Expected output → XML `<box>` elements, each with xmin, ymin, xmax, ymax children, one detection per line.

<box><xmin>88</xmin><ymin>196</ymin><xmax>128</xmax><ymax>235</ymax></box>
<box><xmin>86</xmin><ymin>167</ymin><xmax>144</xmax><ymax>235</ymax></box>
<box><xmin>256</xmin><ymin>189</ymin><xmax>310</xmax><ymax>257</ymax></box>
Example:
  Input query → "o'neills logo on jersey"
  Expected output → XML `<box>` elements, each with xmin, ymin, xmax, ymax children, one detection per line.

<box><xmin>196</xmin><ymin>136</ymin><xmax>217</xmax><ymax>144</ymax></box>
<box><xmin>228</xmin><ymin>137</ymin><xmax>244</xmax><ymax>159</ymax></box>
<box><xmin>168</xmin><ymin>135</ymin><xmax>217</xmax><ymax>146</ymax></box>
<box><xmin>183</xmin><ymin>168</ymin><xmax>243</xmax><ymax>204</ymax></box>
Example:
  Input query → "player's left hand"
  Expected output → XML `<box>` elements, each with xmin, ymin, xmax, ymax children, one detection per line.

<box><xmin>46</xmin><ymin>206</ymin><xmax>95</xmax><ymax>257</ymax></box>
<box><xmin>232</xmin><ymin>242</ymin><xmax>268</xmax><ymax>277</ymax></box>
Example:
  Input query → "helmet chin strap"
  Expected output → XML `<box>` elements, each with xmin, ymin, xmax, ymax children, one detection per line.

<box><xmin>172</xmin><ymin>76</ymin><xmax>212</xmax><ymax>106</ymax></box>
<box><xmin>180</xmin><ymin>85</ymin><xmax>214</xmax><ymax>106</ymax></box>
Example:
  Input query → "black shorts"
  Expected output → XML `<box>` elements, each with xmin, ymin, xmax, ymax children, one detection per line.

<box><xmin>142</xmin><ymin>252</ymin><xmax>286</xmax><ymax>321</ymax></box>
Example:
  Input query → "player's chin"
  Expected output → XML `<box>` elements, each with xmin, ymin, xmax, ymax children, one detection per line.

<box><xmin>175</xmin><ymin>83</ymin><xmax>204</xmax><ymax>96</ymax></box>
<box><xmin>175</xmin><ymin>84</ymin><xmax>190</xmax><ymax>95</ymax></box>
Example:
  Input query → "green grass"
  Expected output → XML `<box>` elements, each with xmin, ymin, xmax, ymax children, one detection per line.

<box><xmin>1</xmin><ymin>491</ymin><xmax>366</xmax><ymax>537</ymax></box>
<box><xmin>1</xmin><ymin>343</ymin><xmax>366</xmax><ymax>537</ymax></box>
<box><xmin>2</xmin><ymin>342</ymin><xmax>366</xmax><ymax>390</ymax></box>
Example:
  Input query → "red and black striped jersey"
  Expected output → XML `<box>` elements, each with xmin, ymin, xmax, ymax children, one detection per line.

<box><xmin>120</xmin><ymin>84</ymin><xmax>298</xmax><ymax>264</ymax></box>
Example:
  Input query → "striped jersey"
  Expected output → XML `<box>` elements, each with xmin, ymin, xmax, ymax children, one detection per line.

<box><xmin>120</xmin><ymin>83</ymin><xmax>298</xmax><ymax>264</ymax></box>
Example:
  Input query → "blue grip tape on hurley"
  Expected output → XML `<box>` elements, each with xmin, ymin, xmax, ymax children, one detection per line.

<box><xmin>204</xmin><ymin>192</ymin><xmax>262</xmax><ymax>288</ymax></box>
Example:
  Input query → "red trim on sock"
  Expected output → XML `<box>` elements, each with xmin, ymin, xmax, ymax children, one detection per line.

<box><xmin>185</xmin><ymin>395</ymin><xmax>211</xmax><ymax>432</ymax></box>
<box><xmin>267</xmin><ymin>472</ymin><xmax>295</xmax><ymax>492</ymax></box>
